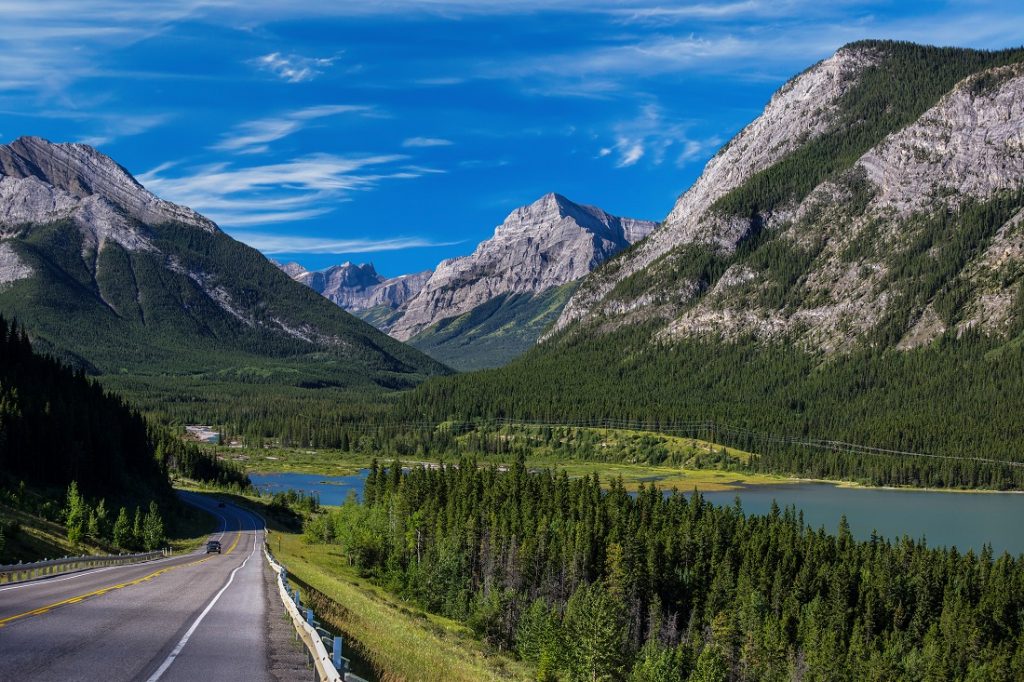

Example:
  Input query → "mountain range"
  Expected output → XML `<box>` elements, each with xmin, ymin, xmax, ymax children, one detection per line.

<box><xmin>0</xmin><ymin>136</ymin><xmax>446</xmax><ymax>391</ymax></box>
<box><xmin>281</xmin><ymin>193</ymin><xmax>656</xmax><ymax>370</ymax></box>
<box><xmin>403</xmin><ymin>40</ymin><xmax>1024</xmax><ymax>464</ymax></box>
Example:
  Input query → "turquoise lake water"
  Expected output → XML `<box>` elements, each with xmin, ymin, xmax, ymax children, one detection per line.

<box><xmin>251</xmin><ymin>471</ymin><xmax>1024</xmax><ymax>556</ymax></box>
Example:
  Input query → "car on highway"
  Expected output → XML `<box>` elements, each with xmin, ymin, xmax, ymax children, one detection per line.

<box><xmin>206</xmin><ymin>540</ymin><xmax>222</xmax><ymax>554</ymax></box>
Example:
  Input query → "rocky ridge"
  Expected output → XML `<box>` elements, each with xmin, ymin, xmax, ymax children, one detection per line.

<box><xmin>388</xmin><ymin>192</ymin><xmax>656</xmax><ymax>340</ymax></box>
<box><xmin>279</xmin><ymin>261</ymin><xmax>431</xmax><ymax>313</ymax></box>
<box><xmin>0</xmin><ymin>136</ymin><xmax>445</xmax><ymax>380</ymax></box>
<box><xmin>549</xmin><ymin>42</ymin><xmax>1024</xmax><ymax>353</ymax></box>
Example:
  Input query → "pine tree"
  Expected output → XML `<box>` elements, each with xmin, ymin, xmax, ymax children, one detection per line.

<box><xmin>564</xmin><ymin>582</ymin><xmax>626</xmax><ymax>681</ymax></box>
<box><xmin>142</xmin><ymin>501</ymin><xmax>164</xmax><ymax>551</ymax></box>
<box><xmin>94</xmin><ymin>499</ymin><xmax>109</xmax><ymax>541</ymax></box>
<box><xmin>64</xmin><ymin>481</ymin><xmax>86</xmax><ymax>545</ymax></box>
<box><xmin>132</xmin><ymin>507</ymin><xmax>143</xmax><ymax>548</ymax></box>
<box><xmin>113</xmin><ymin>507</ymin><xmax>131</xmax><ymax>548</ymax></box>
<box><xmin>691</xmin><ymin>645</ymin><xmax>729</xmax><ymax>682</ymax></box>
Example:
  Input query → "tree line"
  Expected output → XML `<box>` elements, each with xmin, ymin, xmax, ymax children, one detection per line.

<box><xmin>305</xmin><ymin>460</ymin><xmax>1024</xmax><ymax>681</ymax></box>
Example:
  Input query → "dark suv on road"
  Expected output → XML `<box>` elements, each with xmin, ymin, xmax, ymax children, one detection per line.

<box><xmin>206</xmin><ymin>540</ymin><xmax>222</xmax><ymax>554</ymax></box>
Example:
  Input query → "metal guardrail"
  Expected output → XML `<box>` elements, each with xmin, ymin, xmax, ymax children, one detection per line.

<box><xmin>264</xmin><ymin>543</ymin><xmax>368</xmax><ymax>682</ymax></box>
<box><xmin>0</xmin><ymin>550</ymin><xmax>166</xmax><ymax>585</ymax></box>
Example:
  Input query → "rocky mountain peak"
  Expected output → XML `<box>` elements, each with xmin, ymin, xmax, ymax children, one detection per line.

<box><xmin>549</xmin><ymin>42</ymin><xmax>1024</xmax><ymax>352</ymax></box>
<box><xmin>276</xmin><ymin>261</ymin><xmax>308</xmax><ymax>278</ymax></box>
<box><xmin>0</xmin><ymin>136</ymin><xmax>217</xmax><ymax>233</ymax></box>
<box><xmin>388</xmin><ymin>193</ymin><xmax>657</xmax><ymax>340</ymax></box>
<box><xmin>319</xmin><ymin>262</ymin><xmax>384</xmax><ymax>289</ymax></box>
<box><xmin>280</xmin><ymin>259</ymin><xmax>430</xmax><ymax>315</ymax></box>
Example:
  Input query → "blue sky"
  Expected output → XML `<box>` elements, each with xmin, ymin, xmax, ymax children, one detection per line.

<box><xmin>1</xmin><ymin>1</ymin><xmax>1021</xmax><ymax>276</ymax></box>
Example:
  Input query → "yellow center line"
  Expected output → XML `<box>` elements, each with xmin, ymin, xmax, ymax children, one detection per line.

<box><xmin>0</xmin><ymin>526</ymin><xmax>249</xmax><ymax>629</ymax></box>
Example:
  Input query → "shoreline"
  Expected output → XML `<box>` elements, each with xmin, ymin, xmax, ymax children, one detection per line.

<box><xmin>247</xmin><ymin>464</ymin><xmax>1024</xmax><ymax>496</ymax></box>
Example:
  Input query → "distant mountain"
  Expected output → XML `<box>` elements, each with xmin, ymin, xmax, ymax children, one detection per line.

<box><xmin>283</xmin><ymin>193</ymin><xmax>655</xmax><ymax>369</ymax></box>
<box><xmin>390</xmin><ymin>193</ymin><xmax>656</xmax><ymax>342</ymax></box>
<box><xmin>0</xmin><ymin>136</ymin><xmax>447</xmax><ymax>389</ymax></box>
<box><xmin>402</xmin><ymin>41</ymin><xmax>1024</xmax><ymax>475</ymax></box>
<box><xmin>276</xmin><ymin>261</ymin><xmax>431</xmax><ymax>314</ymax></box>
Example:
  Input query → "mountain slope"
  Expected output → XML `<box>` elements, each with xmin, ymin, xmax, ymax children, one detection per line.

<box><xmin>553</xmin><ymin>41</ymin><xmax>1024</xmax><ymax>348</ymax></box>
<box><xmin>0</xmin><ymin>137</ymin><xmax>447</xmax><ymax>388</ymax></box>
<box><xmin>390</xmin><ymin>192</ymin><xmax>656</xmax><ymax>341</ymax></box>
<box><xmin>406</xmin><ymin>282</ymin><xmax>578</xmax><ymax>371</ymax></box>
<box><xmin>401</xmin><ymin>41</ymin><xmax>1024</xmax><ymax>485</ymax></box>
<box><xmin>283</xmin><ymin>193</ymin><xmax>655</xmax><ymax>370</ymax></box>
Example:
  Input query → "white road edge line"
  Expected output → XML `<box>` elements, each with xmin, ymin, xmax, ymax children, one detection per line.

<box><xmin>145</xmin><ymin>525</ymin><xmax>260</xmax><ymax>682</ymax></box>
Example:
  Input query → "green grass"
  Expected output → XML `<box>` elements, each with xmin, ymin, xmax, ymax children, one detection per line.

<box><xmin>219</xmin><ymin>447</ymin><xmax>372</xmax><ymax>475</ymax></box>
<box><xmin>273</xmin><ymin>530</ymin><xmax>533</xmax><ymax>682</ymax></box>
<box><xmin>0</xmin><ymin>503</ymin><xmax>103</xmax><ymax>564</ymax></box>
<box><xmin>228</xmin><ymin>424</ymin><xmax>796</xmax><ymax>492</ymax></box>
<box><xmin>0</xmin><ymin>495</ymin><xmax>217</xmax><ymax>563</ymax></box>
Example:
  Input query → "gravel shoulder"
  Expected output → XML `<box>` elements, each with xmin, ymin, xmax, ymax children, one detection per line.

<box><xmin>263</xmin><ymin>558</ymin><xmax>312</xmax><ymax>682</ymax></box>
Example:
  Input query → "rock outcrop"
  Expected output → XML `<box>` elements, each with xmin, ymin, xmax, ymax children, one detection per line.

<box><xmin>388</xmin><ymin>193</ymin><xmax>656</xmax><ymax>340</ymax></box>
<box><xmin>552</xmin><ymin>45</ymin><xmax>880</xmax><ymax>335</ymax></box>
<box><xmin>0</xmin><ymin>136</ymin><xmax>216</xmax><ymax>233</ymax></box>
<box><xmin>549</xmin><ymin>42</ymin><xmax>1024</xmax><ymax>354</ymax></box>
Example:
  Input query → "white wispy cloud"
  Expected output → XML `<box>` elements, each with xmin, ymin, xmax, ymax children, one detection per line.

<box><xmin>213</xmin><ymin>104</ymin><xmax>376</xmax><ymax>153</ymax></box>
<box><xmin>402</xmin><ymin>136</ymin><xmax>453</xmax><ymax>148</ymax></box>
<box><xmin>236</xmin><ymin>233</ymin><xmax>463</xmax><ymax>254</ymax></box>
<box><xmin>137</xmin><ymin>153</ymin><xmax>436</xmax><ymax>227</ymax></box>
<box><xmin>606</xmin><ymin>103</ymin><xmax>720</xmax><ymax>169</ymax></box>
<box><xmin>75</xmin><ymin>112</ymin><xmax>174</xmax><ymax>147</ymax></box>
<box><xmin>252</xmin><ymin>51</ymin><xmax>338</xmax><ymax>83</ymax></box>
<box><xmin>608</xmin><ymin>1</ymin><xmax>800</xmax><ymax>24</ymax></box>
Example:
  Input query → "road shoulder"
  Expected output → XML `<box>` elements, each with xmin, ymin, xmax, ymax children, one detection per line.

<box><xmin>263</xmin><ymin>556</ymin><xmax>311</xmax><ymax>681</ymax></box>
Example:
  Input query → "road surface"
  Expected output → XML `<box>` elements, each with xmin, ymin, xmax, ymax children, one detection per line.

<box><xmin>0</xmin><ymin>492</ymin><xmax>278</xmax><ymax>681</ymax></box>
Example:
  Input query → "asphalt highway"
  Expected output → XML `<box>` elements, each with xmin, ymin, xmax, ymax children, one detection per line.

<box><xmin>0</xmin><ymin>492</ymin><xmax>273</xmax><ymax>681</ymax></box>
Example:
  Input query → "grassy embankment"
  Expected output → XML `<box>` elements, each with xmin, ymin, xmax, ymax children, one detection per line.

<box><xmin>216</xmin><ymin>491</ymin><xmax>533</xmax><ymax>682</ymax></box>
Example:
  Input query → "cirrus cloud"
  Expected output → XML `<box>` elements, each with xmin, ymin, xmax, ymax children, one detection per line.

<box><xmin>137</xmin><ymin>153</ymin><xmax>440</xmax><ymax>227</ymax></box>
<box><xmin>238</xmin><ymin>233</ymin><xmax>464</xmax><ymax>255</ymax></box>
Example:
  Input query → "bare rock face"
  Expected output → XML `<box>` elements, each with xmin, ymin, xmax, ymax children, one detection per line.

<box><xmin>552</xmin><ymin>45</ymin><xmax>880</xmax><ymax>334</ymax></box>
<box><xmin>549</xmin><ymin>44</ymin><xmax>1024</xmax><ymax>353</ymax></box>
<box><xmin>276</xmin><ymin>261</ymin><xmax>308</xmax><ymax>278</ymax></box>
<box><xmin>0</xmin><ymin>136</ymin><xmax>216</xmax><ymax>233</ymax></box>
<box><xmin>279</xmin><ymin>261</ymin><xmax>431</xmax><ymax>315</ymax></box>
<box><xmin>388</xmin><ymin>193</ymin><xmax>656</xmax><ymax>340</ymax></box>
<box><xmin>860</xmin><ymin>63</ymin><xmax>1024</xmax><ymax>215</ymax></box>
<box><xmin>0</xmin><ymin>136</ymin><xmax>223</xmax><ymax>262</ymax></box>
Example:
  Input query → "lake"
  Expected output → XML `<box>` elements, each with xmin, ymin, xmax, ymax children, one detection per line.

<box><xmin>251</xmin><ymin>471</ymin><xmax>1024</xmax><ymax>556</ymax></box>
<box><xmin>250</xmin><ymin>471</ymin><xmax>367</xmax><ymax>505</ymax></box>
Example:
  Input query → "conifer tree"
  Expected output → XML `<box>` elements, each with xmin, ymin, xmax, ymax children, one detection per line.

<box><xmin>142</xmin><ymin>501</ymin><xmax>164</xmax><ymax>551</ymax></box>
<box><xmin>64</xmin><ymin>482</ymin><xmax>86</xmax><ymax>545</ymax></box>
<box><xmin>113</xmin><ymin>507</ymin><xmax>131</xmax><ymax>549</ymax></box>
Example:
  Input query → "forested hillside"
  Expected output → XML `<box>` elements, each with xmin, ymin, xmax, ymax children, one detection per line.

<box><xmin>0</xmin><ymin>137</ymin><xmax>447</xmax><ymax>403</ymax></box>
<box><xmin>306</xmin><ymin>461</ymin><xmax>1024</xmax><ymax>680</ymax></box>
<box><xmin>396</xmin><ymin>41</ymin><xmax>1024</xmax><ymax>489</ymax></box>
<box><xmin>0</xmin><ymin>312</ymin><xmax>248</xmax><ymax>563</ymax></box>
<box><xmin>0</xmin><ymin>315</ymin><xmax>165</xmax><ymax>498</ymax></box>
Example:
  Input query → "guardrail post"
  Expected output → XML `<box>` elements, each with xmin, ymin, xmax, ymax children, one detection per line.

<box><xmin>333</xmin><ymin>636</ymin><xmax>343</xmax><ymax>671</ymax></box>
